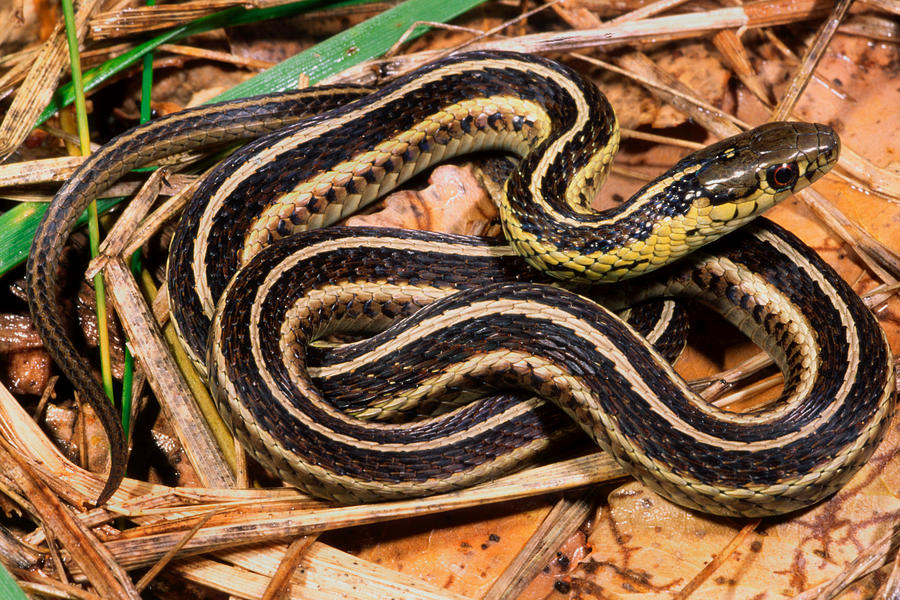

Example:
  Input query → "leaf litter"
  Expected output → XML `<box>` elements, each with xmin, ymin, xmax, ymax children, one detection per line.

<box><xmin>0</xmin><ymin>1</ymin><xmax>898</xmax><ymax>599</ymax></box>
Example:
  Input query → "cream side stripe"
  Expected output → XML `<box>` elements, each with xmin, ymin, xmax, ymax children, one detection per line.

<box><xmin>527</xmin><ymin>70</ymin><xmax>595</xmax><ymax>222</ymax></box>
<box><xmin>245</xmin><ymin>234</ymin><xmax>516</xmax><ymax>385</ymax></box>
<box><xmin>296</xmin><ymin>283</ymin><xmax>456</xmax><ymax>378</ymax></box>
<box><xmin>246</xmin><ymin>238</ymin><xmax>513</xmax><ymax>423</ymax></box>
<box><xmin>227</xmin><ymin>334</ymin><xmax>553</xmax><ymax>451</ymax></box>
<box><xmin>676</xmin><ymin>254</ymin><xmax>820</xmax><ymax>425</ymax></box>
<box><xmin>647</xmin><ymin>300</ymin><xmax>675</xmax><ymax>345</ymax></box>
<box><xmin>755</xmin><ymin>227</ymin><xmax>861</xmax><ymax>413</ymax></box>
<box><xmin>194</xmin><ymin>56</ymin><xmax>571</xmax><ymax>314</ymax></box>
<box><xmin>240</xmin><ymin>405</ymin><xmax>554</xmax><ymax>497</ymax></box>
<box><xmin>278</xmin><ymin>295</ymin><xmax>859</xmax><ymax>453</ymax></box>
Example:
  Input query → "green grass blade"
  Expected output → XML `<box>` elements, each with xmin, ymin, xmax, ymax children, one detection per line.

<box><xmin>0</xmin><ymin>198</ymin><xmax>123</xmax><ymax>276</ymax></box>
<box><xmin>8</xmin><ymin>0</ymin><xmax>488</xmax><ymax>276</ymax></box>
<box><xmin>214</xmin><ymin>0</ymin><xmax>487</xmax><ymax>99</ymax></box>
<box><xmin>0</xmin><ymin>563</ymin><xmax>28</xmax><ymax>600</ymax></box>
<box><xmin>61</xmin><ymin>0</ymin><xmax>115</xmax><ymax>402</ymax></box>
<box><xmin>35</xmin><ymin>0</ymin><xmax>362</xmax><ymax>126</ymax></box>
<box><xmin>37</xmin><ymin>0</ymin><xmax>487</xmax><ymax>125</ymax></box>
<box><xmin>121</xmin><ymin>0</ymin><xmax>158</xmax><ymax>436</ymax></box>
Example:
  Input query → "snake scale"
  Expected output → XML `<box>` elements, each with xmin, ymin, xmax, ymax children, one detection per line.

<box><xmin>26</xmin><ymin>51</ymin><xmax>895</xmax><ymax>516</ymax></box>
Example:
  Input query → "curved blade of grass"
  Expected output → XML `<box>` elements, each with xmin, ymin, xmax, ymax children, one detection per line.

<box><xmin>213</xmin><ymin>0</ymin><xmax>488</xmax><ymax>100</ymax></box>
<box><xmin>0</xmin><ymin>564</ymin><xmax>28</xmax><ymax>600</ymax></box>
<box><xmin>6</xmin><ymin>0</ymin><xmax>487</xmax><ymax>275</ymax></box>
<box><xmin>120</xmin><ymin>0</ymin><xmax>159</xmax><ymax>437</ymax></box>
<box><xmin>0</xmin><ymin>197</ymin><xmax>123</xmax><ymax>276</ymax></box>
<box><xmin>35</xmin><ymin>0</ymin><xmax>348</xmax><ymax>126</ymax></box>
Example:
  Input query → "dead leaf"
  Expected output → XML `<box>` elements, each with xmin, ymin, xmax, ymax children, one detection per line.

<box><xmin>344</xmin><ymin>164</ymin><xmax>501</xmax><ymax>236</ymax></box>
<box><xmin>0</xmin><ymin>348</ymin><xmax>50</xmax><ymax>396</ymax></box>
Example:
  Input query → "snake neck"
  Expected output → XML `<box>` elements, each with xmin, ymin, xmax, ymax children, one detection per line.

<box><xmin>500</xmin><ymin>120</ymin><xmax>839</xmax><ymax>283</ymax></box>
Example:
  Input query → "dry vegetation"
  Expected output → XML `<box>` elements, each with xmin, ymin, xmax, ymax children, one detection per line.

<box><xmin>0</xmin><ymin>0</ymin><xmax>898</xmax><ymax>598</ymax></box>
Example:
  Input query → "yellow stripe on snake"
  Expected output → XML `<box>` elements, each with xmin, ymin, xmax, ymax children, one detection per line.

<box><xmin>26</xmin><ymin>51</ymin><xmax>895</xmax><ymax>516</ymax></box>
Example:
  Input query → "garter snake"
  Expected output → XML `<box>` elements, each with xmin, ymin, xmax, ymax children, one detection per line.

<box><xmin>25</xmin><ymin>51</ymin><xmax>895</xmax><ymax>516</ymax></box>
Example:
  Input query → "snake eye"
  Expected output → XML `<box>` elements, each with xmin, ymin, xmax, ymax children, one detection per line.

<box><xmin>766</xmin><ymin>162</ymin><xmax>800</xmax><ymax>191</ymax></box>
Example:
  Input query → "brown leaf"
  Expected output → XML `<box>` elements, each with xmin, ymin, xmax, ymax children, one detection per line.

<box><xmin>0</xmin><ymin>348</ymin><xmax>50</xmax><ymax>396</ymax></box>
<box><xmin>344</xmin><ymin>164</ymin><xmax>500</xmax><ymax>236</ymax></box>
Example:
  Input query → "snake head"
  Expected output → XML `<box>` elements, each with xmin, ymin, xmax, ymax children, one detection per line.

<box><xmin>689</xmin><ymin>121</ymin><xmax>840</xmax><ymax>224</ymax></box>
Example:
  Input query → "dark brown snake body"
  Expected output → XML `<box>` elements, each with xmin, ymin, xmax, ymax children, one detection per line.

<box><xmin>26</xmin><ymin>51</ymin><xmax>894</xmax><ymax>516</ymax></box>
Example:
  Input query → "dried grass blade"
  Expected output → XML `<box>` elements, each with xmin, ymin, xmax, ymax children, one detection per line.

<box><xmin>482</xmin><ymin>490</ymin><xmax>596</xmax><ymax>600</ymax></box>
<box><xmin>690</xmin><ymin>352</ymin><xmax>774</xmax><ymax>398</ymax></box>
<box><xmin>0</xmin><ymin>43</ymin><xmax>136</xmax><ymax>97</ymax></box>
<box><xmin>119</xmin><ymin>173</ymin><xmax>204</xmax><ymax>259</ymax></box>
<box><xmin>0</xmin><ymin>156</ymin><xmax>83</xmax><ymax>187</ymax></box>
<box><xmin>802</xmin><ymin>188</ymin><xmax>900</xmax><ymax>283</ymax></box>
<box><xmin>0</xmin><ymin>0</ymin><xmax>101</xmax><ymax>161</ymax></box>
<box><xmin>499</xmin><ymin>0</ymin><xmax>833</xmax><ymax>51</ymax></box>
<box><xmin>102</xmin><ymin>258</ymin><xmax>234</xmax><ymax>488</ymax></box>
<box><xmin>160</xmin><ymin>317</ymin><xmax>238</xmax><ymax>468</ymax></box>
<box><xmin>0</xmin><ymin>43</ymin><xmax>41</xmax><ymax>70</ymax></box>
<box><xmin>837</xmin><ymin>145</ymin><xmax>900</xmax><ymax>200</ymax></box>
<box><xmin>170</xmin><ymin>558</ymin><xmax>278</xmax><ymax>600</ymax></box>
<box><xmin>611</xmin><ymin>0</ymin><xmax>695</xmax><ymax>23</ymax></box>
<box><xmin>615</xmin><ymin>51</ymin><xmax>743</xmax><ymax>138</ymax></box>
<box><xmin>91</xmin><ymin>167</ymin><xmax>168</xmax><ymax>273</ymax></box>
<box><xmin>157</xmin><ymin>43</ymin><xmax>275</xmax><ymax>70</ymax></box>
<box><xmin>858</xmin><ymin>0</ymin><xmax>900</xmax><ymax>17</ymax></box>
<box><xmin>41</xmin><ymin>122</ymin><xmax>102</xmax><ymax>152</ymax></box>
<box><xmin>0</xmin><ymin>526</ymin><xmax>42</xmax><ymax>569</ymax></box>
<box><xmin>621</xmin><ymin>128</ymin><xmax>704</xmax><ymax>150</ymax></box>
<box><xmin>743</xmin><ymin>0</ymin><xmax>832</xmax><ymax>27</ymax></box>
<box><xmin>551</xmin><ymin>0</ymin><xmax>602</xmax><ymax>30</ymax></box>
<box><xmin>326</xmin><ymin>0</ymin><xmax>834</xmax><ymax>86</ymax></box>
<box><xmin>771</xmin><ymin>0</ymin><xmax>853</xmax><ymax>121</ymax></box>
<box><xmin>14</xmin><ymin>569</ymin><xmax>107</xmax><ymax>600</ymax></box>
<box><xmin>95</xmin><ymin>453</ymin><xmax>624</xmax><ymax>571</ymax></box>
<box><xmin>875</xmin><ymin>544</ymin><xmax>900</xmax><ymax>600</ymax></box>
<box><xmin>88</xmin><ymin>0</ymin><xmax>291</xmax><ymax>39</ymax></box>
<box><xmin>42</xmin><ymin>524</ymin><xmax>68</xmax><ymax>584</ymax></box>
<box><xmin>492</xmin><ymin>6</ymin><xmax>749</xmax><ymax>54</ymax></box>
<box><xmin>207</xmin><ymin>542</ymin><xmax>473</xmax><ymax>600</ymax></box>
<box><xmin>673</xmin><ymin>519</ymin><xmax>761</xmax><ymax>599</ymax></box>
<box><xmin>0</xmin><ymin>379</ymin><xmax>103</xmax><ymax>495</ymax></box>
<box><xmin>135</xmin><ymin>510</ymin><xmax>218</xmax><ymax>591</ymax></box>
<box><xmin>260</xmin><ymin>535</ymin><xmax>316</xmax><ymax>600</ymax></box>
<box><xmin>0</xmin><ymin>436</ymin><xmax>140</xmax><ymax>599</ymax></box>
<box><xmin>0</xmin><ymin>378</ymin><xmax>218</xmax><ymax>516</ymax></box>
<box><xmin>712</xmin><ymin>30</ymin><xmax>771</xmax><ymax>105</ymax></box>
<box><xmin>841</xmin><ymin>13</ymin><xmax>900</xmax><ymax>42</ymax></box>
<box><xmin>791</xmin><ymin>528</ymin><xmax>900</xmax><ymax>599</ymax></box>
<box><xmin>574</xmin><ymin>52</ymin><xmax>745</xmax><ymax>137</ymax></box>
<box><xmin>0</xmin><ymin>61</ymin><xmax>31</xmax><ymax>100</ymax></box>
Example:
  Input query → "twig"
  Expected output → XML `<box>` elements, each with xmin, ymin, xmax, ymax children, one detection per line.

<box><xmin>261</xmin><ymin>535</ymin><xmax>317</xmax><ymax>600</ymax></box>
<box><xmin>0</xmin><ymin>435</ymin><xmax>140</xmax><ymax>599</ymax></box>
<box><xmin>482</xmin><ymin>490</ymin><xmax>597</xmax><ymax>600</ymax></box>
<box><xmin>102</xmin><ymin>258</ymin><xmax>235</xmax><ymax>489</ymax></box>
<box><xmin>91</xmin><ymin>166</ymin><xmax>169</xmax><ymax>276</ymax></box>
<box><xmin>158</xmin><ymin>44</ymin><xmax>275</xmax><ymax>70</ymax></box>
<box><xmin>0</xmin><ymin>0</ymin><xmax>101</xmax><ymax>161</ymax></box>
<box><xmin>135</xmin><ymin>509</ymin><xmax>218</xmax><ymax>591</ymax></box>
<box><xmin>771</xmin><ymin>0</ymin><xmax>854</xmax><ymax>120</ymax></box>
<box><xmin>674</xmin><ymin>519</ymin><xmax>761</xmax><ymax>599</ymax></box>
